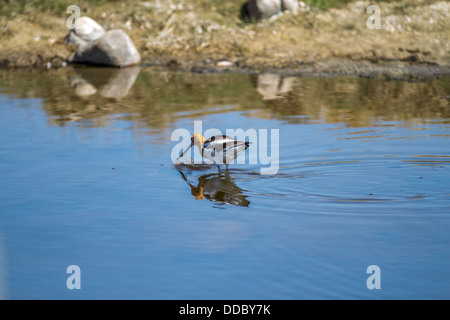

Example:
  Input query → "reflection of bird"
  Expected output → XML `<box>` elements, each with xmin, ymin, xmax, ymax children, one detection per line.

<box><xmin>177</xmin><ymin>134</ymin><xmax>251</xmax><ymax>173</ymax></box>
<box><xmin>179</xmin><ymin>171</ymin><xmax>250</xmax><ymax>207</ymax></box>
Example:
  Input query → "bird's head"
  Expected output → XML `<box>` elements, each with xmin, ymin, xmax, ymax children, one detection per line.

<box><xmin>176</xmin><ymin>133</ymin><xmax>205</xmax><ymax>163</ymax></box>
<box><xmin>191</xmin><ymin>133</ymin><xmax>205</xmax><ymax>150</ymax></box>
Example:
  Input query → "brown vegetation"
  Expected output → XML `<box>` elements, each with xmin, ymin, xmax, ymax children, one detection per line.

<box><xmin>0</xmin><ymin>0</ymin><xmax>449</xmax><ymax>77</ymax></box>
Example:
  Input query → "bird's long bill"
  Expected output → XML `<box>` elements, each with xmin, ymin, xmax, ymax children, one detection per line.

<box><xmin>175</xmin><ymin>143</ymin><xmax>193</xmax><ymax>163</ymax></box>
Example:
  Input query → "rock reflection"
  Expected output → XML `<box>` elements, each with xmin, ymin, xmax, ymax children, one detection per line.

<box><xmin>69</xmin><ymin>73</ymin><xmax>97</xmax><ymax>98</ymax></box>
<box><xmin>178</xmin><ymin>170</ymin><xmax>250</xmax><ymax>207</ymax></box>
<box><xmin>0</xmin><ymin>68</ymin><xmax>448</xmax><ymax>130</ymax></box>
<box><xmin>251</xmin><ymin>73</ymin><xmax>296</xmax><ymax>100</ymax></box>
<box><xmin>69</xmin><ymin>66</ymin><xmax>140</xmax><ymax>100</ymax></box>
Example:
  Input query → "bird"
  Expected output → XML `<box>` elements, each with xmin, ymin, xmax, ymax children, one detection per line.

<box><xmin>176</xmin><ymin>134</ymin><xmax>251</xmax><ymax>173</ymax></box>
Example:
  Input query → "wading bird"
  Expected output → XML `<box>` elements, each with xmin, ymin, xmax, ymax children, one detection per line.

<box><xmin>176</xmin><ymin>134</ymin><xmax>251</xmax><ymax>173</ymax></box>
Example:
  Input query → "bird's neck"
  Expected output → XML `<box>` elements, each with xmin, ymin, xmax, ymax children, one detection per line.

<box><xmin>194</xmin><ymin>142</ymin><xmax>204</xmax><ymax>155</ymax></box>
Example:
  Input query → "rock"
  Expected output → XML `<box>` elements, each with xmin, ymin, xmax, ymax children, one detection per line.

<box><xmin>282</xmin><ymin>0</ymin><xmax>299</xmax><ymax>12</ymax></box>
<box><xmin>401</xmin><ymin>55</ymin><xmax>419</xmax><ymax>63</ymax></box>
<box><xmin>242</xmin><ymin>0</ymin><xmax>299</xmax><ymax>20</ymax></box>
<box><xmin>248</xmin><ymin>0</ymin><xmax>281</xmax><ymax>19</ymax></box>
<box><xmin>216</xmin><ymin>60</ymin><xmax>234</xmax><ymax>68</ymax></box>
<box><xmin>69</xmin><ymin>29</ymin><xmax>141</xmax><ymax>67</ymax></box>
<box><xmin>66</xmin><ymin>16</ymin><xmax>140</xmax><ymax>67</ymax></box>
<box><xmin>66</xmin><ymin>16</ymin><xmax>105</xmax><ymax>47</ymax></box>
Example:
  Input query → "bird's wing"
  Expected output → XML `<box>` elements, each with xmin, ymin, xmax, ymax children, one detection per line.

<box><xmin>204</xmin><ymin>136</ymin><xmax>249</xmax><ymax>164</ymax></box>
<box><xmin>204</xmin><ymin>135</ymin><xmax>246</xmax><ymax>150</ymax></box>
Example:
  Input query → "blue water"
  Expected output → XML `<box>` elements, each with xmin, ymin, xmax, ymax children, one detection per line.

<box><xmin>0</xmin><ymin>69</ymin><xmax>449</xmax><ymax>299</ymax></box>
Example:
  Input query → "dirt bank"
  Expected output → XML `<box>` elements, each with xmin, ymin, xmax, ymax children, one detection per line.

<box><xmin>0</xmin><ymin>0</ymin><xmax>449</xmax><ymax>79</ymax></box>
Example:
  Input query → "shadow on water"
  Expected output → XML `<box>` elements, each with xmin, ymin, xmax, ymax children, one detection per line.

<box><xmin>177</xmin><ymin>168</ymin><xmax>250</xmax><ymax>207</ymax></box>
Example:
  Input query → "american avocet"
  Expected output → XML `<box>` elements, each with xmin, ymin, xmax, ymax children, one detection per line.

<box><xmin>176</xmin><ymin>134</ymin><xmax>251</xmax><ymax>173</ymax></box>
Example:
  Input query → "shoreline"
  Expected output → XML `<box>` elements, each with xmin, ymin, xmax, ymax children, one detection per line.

<box><xmin>141</xmin><ymin>56</ymin><xmax>450</xmax><ymax>80</ymax></box>
<box><xmin>2</xmin><ymin>51</ymin><xmax>449</xmax><ymax>81</ymax></box>
<box><xmin>1</xmin><ymin>0</ymin><xmax>448</xmax><ymax>80</ymax></box>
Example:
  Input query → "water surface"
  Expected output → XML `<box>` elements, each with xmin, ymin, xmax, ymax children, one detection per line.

<box><xmin>0</xmin><ymin>67</ymin><xmax>449</xmax><ymax>299</ymax></box>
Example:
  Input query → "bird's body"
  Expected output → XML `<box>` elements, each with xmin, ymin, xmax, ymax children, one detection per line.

<box><xmin>202</xmin><ymin>135</ymin><xmax>250</xmax><ymax>166</ymax></box>
<box><xmin>177</xmin><ymin>134</ymin><xmax>251</xmax><ymax>172</ymax></box>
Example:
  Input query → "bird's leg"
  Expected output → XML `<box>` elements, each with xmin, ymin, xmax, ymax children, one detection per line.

<box><xmin>225</xmin><ymin>164</ymin><xmax>229</xmax><ymax>172</ymax></box>
<box><xmin>217</xmin><ymin>164</ymin><xmax>221</xmax><ymax>174</ymax></box>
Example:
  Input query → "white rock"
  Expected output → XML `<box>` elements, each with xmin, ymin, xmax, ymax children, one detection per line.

<box><xmin>216</xmin><ymin>60</ymin><xmax>234</xmax><ymax>67</ymax></box>
<box><xmin>73</xmin><ymin>17</ymin><xmax>105</xmax><ymax>43</ymax></box>
<box><xmin>282</xmin><ymin>0</ymin><xmax>299</xmax><ymax>12</ymax></box>
<box><xmin>245</xmin><ymin>0</ymin><xmax>299</xmax><ymax>19</ymax></box>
